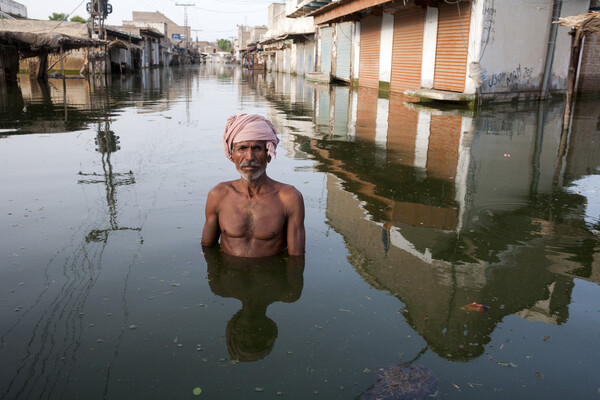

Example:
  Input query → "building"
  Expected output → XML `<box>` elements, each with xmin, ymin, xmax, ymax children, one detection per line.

<box><xmin>282</xmin><ymin>0</ymin><xmax>596</xmax><ymax>103</ymax></box>
<box><xmin>260</xmin><ymin>3</ymin><xmax>316</xmax><ymax>76</ymax></box>
<box><xmin>0</xmin><ymin>0</ymin><xmax>26</xmax><ymax>19</ymax></box>
<box><xmin>125</xmin><ymin>11</ymin><xmax>191</xmax><ymax>48</ymax></box>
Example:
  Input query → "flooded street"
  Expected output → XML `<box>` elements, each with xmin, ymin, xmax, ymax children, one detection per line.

<box><xmin>1</xmin><ymin>65</ymin><xmax>599</xmax><ymax>399</ymax></box>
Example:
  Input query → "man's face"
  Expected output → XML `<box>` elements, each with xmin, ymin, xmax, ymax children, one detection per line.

<box><xmin>231</xmin><ymin>140</ymin><xmax>270</xmax><ymax>181</ymax></box>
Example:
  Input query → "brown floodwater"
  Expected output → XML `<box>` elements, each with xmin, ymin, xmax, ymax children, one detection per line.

<box><xmin>1</xmin><ymin>65</ymin><xmax>599</xmax><ymax>399</ymax></box>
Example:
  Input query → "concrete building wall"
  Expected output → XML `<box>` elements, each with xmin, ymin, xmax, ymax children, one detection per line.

<box><xmin>352</xmin><ymin>22</ymin><xmax>360</xmax><ymax>81</ymax></box>
<box><xmin>378</xmin><ymin>12</ymin><xmax>394</xmax><ymax>83</ymax></box>
<box><xmin>420</xmin><ymin>7</ymin><xmax>439</xmax><ymax>89</ymax></box>
<box><xmin>250</xmin><ymin>26</ymin><xmax>268</xmax><ymax>44</ymax></box>
<box><xmin>0</xmin><ymin>0</ymin><xmax>26</xmax><ymax>18</ymax></box>
<box><xmin>471</xmin><ymin>0</ymin><xmax>590</xmax><ymax>98</ymax></box>
<box><xmin>268</xmin><ymin>3</ymin><xmax>315</xmax><ymax>38</ymax></box>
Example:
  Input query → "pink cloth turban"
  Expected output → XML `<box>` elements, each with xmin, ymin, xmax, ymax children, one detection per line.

<box><xmin>223</xmin><ymin>113</ymin><xmax>280</xmax><ymax>160</ymax></box>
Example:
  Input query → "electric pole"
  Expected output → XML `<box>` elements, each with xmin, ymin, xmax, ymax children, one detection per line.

<box><xmin>175</xmin><ymin>3</ymin><xmax>195</xmax><ymax>48</ymax></box>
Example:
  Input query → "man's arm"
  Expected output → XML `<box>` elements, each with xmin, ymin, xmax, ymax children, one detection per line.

<box><xmin>284</xmin><ymin>187</ymin><xmax>305</xmax><ymax>256</ymax></box>
<box><xmin>201</xmin><ymin>186</ymin><xmax>223</xmax><ymax>246</ymax></box>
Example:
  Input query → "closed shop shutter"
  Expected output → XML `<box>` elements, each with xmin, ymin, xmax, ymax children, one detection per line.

<box><xmin>320</xmin><ymin>27</ymin><xmax>332</xmax><ymax>75</ymax></box>
<box><xmin>297</xmin><ymin>43</ymin><xmax>304</xmax><ymax>76</ymax></box>
<box><xmin>358</xmin><ymin>15</ymin><xmax>382</xmax><ymax>89</ymax></box>
<box><xmin>335</xmin><ymin>22</ymin><xmax>353</xmax><ymax>82</ymax></box>
<box><xmin>390</xmin><ymin>7</ymin><xmax>426</xmax><ymax>93</ymax></box>
<box><xmin>305</xmin><ymin>41</ymin><xmax>315</xmax><ymax>73</ymax></box>
<box><xmin>433</xmin><ymin>1</ymin><xmax>471</xmax><ymax>92</ymax></box>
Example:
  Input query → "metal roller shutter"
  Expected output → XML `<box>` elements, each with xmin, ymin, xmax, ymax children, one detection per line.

<box><xmin>433</xmin><ymin>1</ymin><xmax>471</xmax><ymax>92</ymax></box>
<box><xmin>320</xmin><ymin>27</ymin><xmax>332</xmax><ymax>75</ymax></box>
<box><xmin>390</xmin><ymin>7</ymin><xmax>426</xmax><ymax>93</ymax></box>
<box><xmin>358</xmin><ymin>15</ymin><xmax>381</xmax><ymax>90</ymax></box>
<box><xmin>335</xmin><ymin>22</ymin><xmax>353</xmax><ymax>82</ymax></box>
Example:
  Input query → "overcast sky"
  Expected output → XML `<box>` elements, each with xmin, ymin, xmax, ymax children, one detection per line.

<box><xmin>20</xmin><ymin>0</ymin><xmax>280</xmax><ymax>41</ymax></box>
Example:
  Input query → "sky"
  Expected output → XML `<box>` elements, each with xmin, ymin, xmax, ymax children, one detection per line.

<box><xmin>20</xmin><ymin>0</ymin><xmax>280</xmax><ymax>41</ymax></box>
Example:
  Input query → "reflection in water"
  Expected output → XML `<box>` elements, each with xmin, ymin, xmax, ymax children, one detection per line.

<box><xmin>1</xmin><ymin>66</ymin><xmax>599</xmax><ymax>399</ymax></box>
<box><xmin>1</xmin><ymin>88</ymin><xmax>143</xmax><ymax>398</ymax></box>
<box><xmin>204</xmin><ymin>247</ymin><xmax>304</xmax><ymax>362</ymax></box>
<box><xmin>243</xmin><ymin>72</ymin><xmax>600</xmax><ymax>361</ymax></box>
<box><xmin>78</xmin><ymin>120</ymin><xmax>138</xmax><ymax>242</ymax></box>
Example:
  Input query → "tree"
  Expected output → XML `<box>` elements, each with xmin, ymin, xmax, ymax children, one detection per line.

<box><xmin>217</xmin><ymin>39</ymin><xmax>233</xmax><ymax>53</ymax></box>
<box><xmin>49</xmin><ymin>12</ymin><xmax>68</xmax><ymax>21</ymax></box>
<box><xmin>70</xmin><ymin>15</ymin><xmax>87</xmax><ymax>23</ymax></box>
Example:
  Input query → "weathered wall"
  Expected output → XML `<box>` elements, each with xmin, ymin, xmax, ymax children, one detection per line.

<box><xmin>476</xmin><ymin>0</ymin><xmax>552</xmax><ymax>95</ymax></box>
<box><xmin>473</xmin><ymin>0</ymin><xmax>590</xmax><ymax>98</ymax></box>
<box><xmin>0</xmin><ymin>0</ymin><xmax>26</xmax><ymax>18</ymax></box>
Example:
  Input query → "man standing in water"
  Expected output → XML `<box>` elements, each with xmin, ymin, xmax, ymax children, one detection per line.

<box><xmin>201</xmin><ymin>113</ymin><xmax>305</xmax><ymax>257</ymax></box>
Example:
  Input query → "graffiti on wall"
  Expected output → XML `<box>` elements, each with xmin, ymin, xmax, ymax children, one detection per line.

<box><xmin>482</xmin><ymin>64</ymin><xmax>534</xmax><ymax>89</ymax></box>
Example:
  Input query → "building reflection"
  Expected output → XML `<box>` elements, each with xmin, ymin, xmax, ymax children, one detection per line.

<box><xmin>204</xmin><ymin>247</ymin><xmax>304</xmax><ymax>362</ymax></box>
<box><xmin>0</xmin><ymin>68</ymin><xmax>196</xmax><ymax>136</ymax></box>
<box><xmin>246</xmin><ymin>72</ymin><xmax>600</xmax><ymax>361</ymax></box>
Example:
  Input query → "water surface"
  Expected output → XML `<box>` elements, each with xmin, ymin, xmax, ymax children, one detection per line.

<box><xmin>1</xmin><ymin>66</ymin><xmax>599</xmax><ymax>399</ymax></box>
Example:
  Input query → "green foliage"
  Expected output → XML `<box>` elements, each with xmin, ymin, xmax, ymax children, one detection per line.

<box><xmin>217</xmin><ymin>39</ymin><xmax>233</xmax><ymax>53</ymax></box>
<box><xmin>70</xmin><ymin>15</ymin><xmax>87</xmax><ymax>23</ymax></box>
<box><xmin>49</xmin><ymin>12</ymin><xmax>68</xmax><ymax>21</ymax></box>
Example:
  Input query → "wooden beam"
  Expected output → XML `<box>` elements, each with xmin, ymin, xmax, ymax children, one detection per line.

<box><xmin>563</xmin><ymin>30</ymin><xmax>584</xmax><ymax>131</ymax></box>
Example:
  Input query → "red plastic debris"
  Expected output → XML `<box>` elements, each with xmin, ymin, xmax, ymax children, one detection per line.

<box><xmin>464</xmin><ymin>302</ymin><xmax>490</xmax><ymax>312</ymax></box>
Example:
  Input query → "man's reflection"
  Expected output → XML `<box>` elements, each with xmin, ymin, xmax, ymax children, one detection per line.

<box><xmin>204</xmin><ymin>246</ymin><xmax>304</xmax><ymax>362</ymax></box>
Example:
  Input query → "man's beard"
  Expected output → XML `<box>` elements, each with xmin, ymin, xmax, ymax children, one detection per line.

<box><xmin>238</xmin><ymin>161</ymin><xmax>266</xmax><ymax>181</ymax></box>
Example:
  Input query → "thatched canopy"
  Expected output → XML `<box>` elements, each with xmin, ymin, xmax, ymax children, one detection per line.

<box><xmin>0</xmin><ymin>20</ymin><xmax>105</xmax><ymax>57</ymax></box>
<box><xmin>555</xmin><ymin>11</ymin><xmax>600</xmax><ymax>35</ymax></box>
<box><xmin>0</xmin><ymin>31</ymin><xmax>104</xmax><ymax>54</ymax></box>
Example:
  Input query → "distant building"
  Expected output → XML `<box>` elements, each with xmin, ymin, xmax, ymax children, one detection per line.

<box><xmin>0</xmin><ymin>0</ymin><xmax>26</xmax><ymax>19</ymax></box>
<box><xmin>249</xmin><ymin>25</ymin><xmax>268</xmax><ymax>45</ymax></box>
<box><xmin>261</xmin><ymin>2</ymin><xmax>316</xmax><ymax>76</ymax></box>
<box><xmin>237</xmin><ymin>25</ymin><xmax>252</xmax><ymax>50</ymax></box>
<box><xmin>124</xmin><ymin>11</ymin><xmax>191</xmax><ymax>48</ymax></box>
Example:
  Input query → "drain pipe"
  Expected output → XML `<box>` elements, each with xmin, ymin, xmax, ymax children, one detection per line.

<box><xmin>540</xmin><ymin>0</ymin><xmax>563</xmax><ymax>100</ymax></box>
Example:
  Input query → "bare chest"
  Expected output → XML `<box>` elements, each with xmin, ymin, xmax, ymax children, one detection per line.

<box><xmin>218</xmin><ymin>195</ymin><xmax>286</xmax><ymax>240</ymax></box>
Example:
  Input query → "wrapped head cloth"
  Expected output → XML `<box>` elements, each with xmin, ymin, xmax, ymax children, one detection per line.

<box><xmin>223</xmin><ymin>113</ymin><xmax>279</xmax><ymax>160</ymax></box>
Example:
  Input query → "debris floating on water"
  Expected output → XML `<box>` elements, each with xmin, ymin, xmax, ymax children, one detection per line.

<box><xmin>463</xmin><ymin>302</ymin><xmax>490</xmax><ymax>312</ymax></box>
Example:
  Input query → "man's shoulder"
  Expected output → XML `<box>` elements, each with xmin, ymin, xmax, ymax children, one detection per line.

<box><xmin>275</xmin><ymin>181</ymin><xmax>303</xmax><ymax>201</ymax></box>
<box><xmin>208</xmin><ymin>181</ymin><xmax>236</xmax><ymax>197</ymax></box>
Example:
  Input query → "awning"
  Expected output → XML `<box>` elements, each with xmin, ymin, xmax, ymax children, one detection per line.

<box><xmin>0</xmin><ymin>31</ymin><xmax>105</xmax><ymax>55</ymax></box>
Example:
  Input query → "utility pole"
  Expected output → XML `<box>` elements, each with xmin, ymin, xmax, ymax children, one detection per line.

<box><xmin>192</xmin><ymin>29</ymin><xmax>202</xmax><ymax>43</ymax></box>
<box><xmin>175</xmin><ymin>3</ymin><xmax>195</xmax><ymax>48</ymax></box>
<box><xmin>87</xmin><ymin>0</ymin><xmax>112</xmax><ymax>39</ymax></box>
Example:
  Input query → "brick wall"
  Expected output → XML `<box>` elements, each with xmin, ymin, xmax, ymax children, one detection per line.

<box><xmin>574</xmin><ymin>0</ymin><xmax>600</xmax><ymax>94</ymax></box>
<box><xmin>577</xmin><ymin>33</ymin><xmax>600</xmax><ymax>94</ymax></box>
